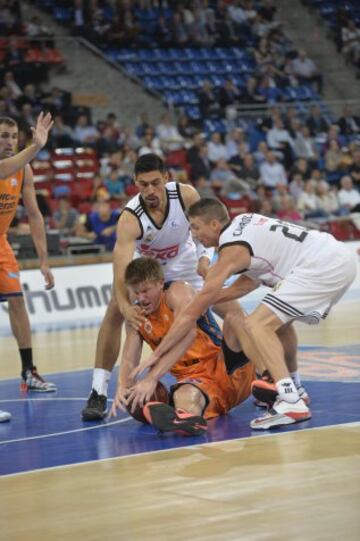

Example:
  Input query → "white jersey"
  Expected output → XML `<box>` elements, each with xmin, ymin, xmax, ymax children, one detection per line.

<box><xmin>219</xmin><ymin>213</ymin><xmax>339</xmax><ymax>288</ymax></box>
<box><xmin>124</xmin><ymin>182</ymin><xmax>202</xmax><ymax>288</ymax></box>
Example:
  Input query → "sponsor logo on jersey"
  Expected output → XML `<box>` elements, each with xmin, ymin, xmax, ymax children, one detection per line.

<box><xmin>233</xmin><ymin>214</ymin><xmax>252</xmax><ymax>236</ymax></box>
<box><xmin>254</xmin><ymin>217</ymin><xmax>268</xmax><ymax>226</ymax></box>
<box><xmin>144</xmin><ymin>226</ymin><xmax>155</xmax><ymax>242</ymax></box>
<box><xmin>170</xmin><ymin>220</ymin><xmax>180</xmax><ymax>229</ymax></box>
<box><xmin>10</xmin><ymin>178</ymin><xmax>17</xmax><ymax>187</ymax></box>
<box><xmin>139</xmin><ymin>243</ymin><xmax>179</xmax><ymax>261</ymax></box>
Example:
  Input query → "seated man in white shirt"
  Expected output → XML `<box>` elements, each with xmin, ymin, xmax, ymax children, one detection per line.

<box><xmin>259</xmin><ymin>151</ymin><xmax>287</xmax><ymax>190</ymax></box>
<box><xmin>338</xmin><ymin>175</ymin><xmax>360</xmax><ymax>213</ymax></box>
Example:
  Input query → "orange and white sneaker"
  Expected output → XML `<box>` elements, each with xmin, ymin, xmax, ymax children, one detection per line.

<box><xmin>143</xmin><ymin>402</ymin><xmax>207</xmax><ymax>436</ymax></box>
<box><xmin>20</xmin><ymin>367</ymin><xmax>57</xmax><ymax>393</ymax></box>
<box><xmin>250</xmin><ymin>398</ymin><xmax>312</xmax><ymax>430</ymax></box>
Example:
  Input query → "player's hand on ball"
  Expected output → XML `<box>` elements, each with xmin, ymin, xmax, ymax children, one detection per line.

<box><xmin>127</xmin><ymin>376</ymin><xmax>158</xmax><ymax>413</ymax></box>
<box><xmin>109</xmin><ymin>385</ymin><xmax>130</xmax><ymax>417</ymax></box>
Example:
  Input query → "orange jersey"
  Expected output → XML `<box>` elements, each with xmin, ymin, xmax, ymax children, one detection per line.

<box><xmin>0</xmin><ymin>168</ymin><xmax>24</xmax><ymax>235</ymax></box>
<box><xmin>139</xmin><ymin>292</ymin><xmax>221</xmax><ymax>379</ymax></box>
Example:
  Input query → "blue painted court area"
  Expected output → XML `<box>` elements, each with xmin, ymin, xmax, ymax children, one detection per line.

<box><xmin>1</xmin><ymin>346</ymin><xmax>359</xmax><ymax>477</ymax></box>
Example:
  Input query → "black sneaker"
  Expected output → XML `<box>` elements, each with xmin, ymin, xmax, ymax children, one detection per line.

<box><xmin>142</xmin><ymin>402</ymin><xmax>207</xmax><ymax>436</ymax></box>
<box><xmin>81</xmin><ymin>389</ymin><xmax>107</xmax><ymax>421</ymax></box>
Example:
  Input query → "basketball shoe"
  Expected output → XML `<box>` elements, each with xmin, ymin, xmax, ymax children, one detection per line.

<box><xmin>21</xmin><ymin>367</ymin><xmax>57</xmax><ymax>392</ymax></box>
<box><xmin>252</xmin><ymin>377</ymin><xmax>310</xmax><ymax>407</ymax></box>
<box><xmin>0</xmin><ymin>410</ymin><xmax>11</xmax><ymax>422</ymax></box>
<box><xmin>250</xmin><ymin>398</ymin><xmax>312</xmax><ymax>430</ymax></box>
<box><xmin>143</xmin><ymin>402</ymin><xmax>207</xmax><ymax>436</ymax></box>
<box><xmin>81</xmin><ymin>389</ymin><xmax>107</xmax><ymax>421</ymax></box>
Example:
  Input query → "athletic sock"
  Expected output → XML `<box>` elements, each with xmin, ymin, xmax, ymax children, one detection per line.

<box><xmin>276</xmin><ymin>377</ymin><xmax>300</xmax><ymax>403</ymax></box>
<box><xmin>19</xmin><ymin>348</ymin><xmax>33</xmax><ymax>375</ymax></box>
<box><xmin>92</xmin><ymin>368</ymin><xmax>111</xmax><ymax>397</ymax></box>
<box><xmin>290</xmin><ymin>370</ymin><xmax>302</xmax><ymax>389</ymax></box>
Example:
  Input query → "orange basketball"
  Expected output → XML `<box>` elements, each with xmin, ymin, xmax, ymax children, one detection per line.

<box><xmin>127</xmin><ymin>380</ymin><xmax>169</xmax><ymax>424</ymax></box>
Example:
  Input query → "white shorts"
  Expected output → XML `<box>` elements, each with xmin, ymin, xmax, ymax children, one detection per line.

<box><xmin>261</xmin><ymin>239</ymin><xmax>358</xmax><ymax>325</ymax></box>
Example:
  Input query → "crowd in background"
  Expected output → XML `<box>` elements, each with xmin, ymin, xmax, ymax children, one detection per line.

<box><xmin>2</xmin><ymin>0</ymin><xmax>360</xmax><ymax>253</ymax></box>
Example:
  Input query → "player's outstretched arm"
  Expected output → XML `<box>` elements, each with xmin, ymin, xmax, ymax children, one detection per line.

<box><xmin>0</xmin><ymin>112</ymin><xmax>53</xmax><ymax>178</ymax></box>
<box><xmin>214</xmin><ymin>275</ymin><xmax>259</xmax><ymax>304</ymax></box>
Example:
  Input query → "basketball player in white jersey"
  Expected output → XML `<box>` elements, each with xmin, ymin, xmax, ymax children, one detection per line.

<box><xmin>132</xmin><ymin>198</ymin><xmax>357</xmax><ymax>430</ymax></box>
<box><xmin>81</xmin><ymin>155</ymin><xmax>237</xmax><ymax>420</ymax></box>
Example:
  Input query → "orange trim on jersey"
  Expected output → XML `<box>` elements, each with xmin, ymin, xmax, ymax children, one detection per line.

<box><xmin>0</xmin><ymin>168</ymin><xmax>24</xmax><ymax>235</ymax></box>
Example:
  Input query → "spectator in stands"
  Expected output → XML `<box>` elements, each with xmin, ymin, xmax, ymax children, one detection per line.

<box><xmin>41</xmin><ymin>87</ymin><xmax>70</xmax><ymax>116</ymax></box>
<box><xmin>3</xmin><ymin>70</ymin><xmax>22</xmax><ymax>99</ymax></box>
<box><xmin>338</xmin><ymin>175</ymin><xmax>360</xmax><ymax>213</ymax></box>
<box><xmin>292</xmin><ymin>125</ymin><xmax>318</xmax><ymax>163</ymax></box>
<box><xmin>52</xmin><ymin>197</ymin><xmax>79</xmax><ymax>237</ymax></box>
<box><xmin>103</xmin><ymin>167</ymin><xmax>127</xmax><ymax>203</ymax></box>
<box><xmin>276</xmin><ymin>194</ymin><xmax>302</xmax><ymax>221</ymax></box>
<box><xmin>259</xmin><ymin>150</ymin><xmax>287</xmax><ymax>189</ymax></box>
<box><xmin>291</xmin><ymin>49</ymin><xmax>323</xmax><ymax>94</ymax></box>
<box><xmin>253</xmin><ymin>140</ymin><xmax>269</xmax><ymax>165</ymax></box>
<box><xmin>341</xmin><ymin>20</ymin><xmax>360</xmax><ymax>66</ymax></box>
<box><xmin>226</xmin><ymin>128</ymin><xmax>249</xmax><ymax>159</ymax></box>
<box><xmin>306</xmin><ymin>105</ymin><xmax>330</xmax><ymax>136</ymax></box>
<box><xmin>15</xmin><ymin>83</ymin><xmax>42</xmax><ymax>114</ymax></box>
<box><xmin>258</xmin><ymin>197</ymin><xmax>276</xmax><ymax>218</ymax></box>
<box><xmin>74</xmin><ymin>114</ymin><xmax>100</xmax><ymax>146</ymax></box>
<box><xmin>96</xmin><ymin>126</ymin><xmax>121</xmax><ymax>156</ymax></box>
<box><xmin>208</xmin><ymin>131</ymin><xmax>228</xmax><ymax>164</ymax></box>
<box><xmin>289</xmin><ymin>157</ymin><xmax>311</xmax><ymax>181</ymax></box>
<box><xmin>198</xmin><ymin>80</ymin><xmax>222</xmax><ymax>120</ymax></box>
<box><xmin>50</xmin><ymin>114</ymin><xmax>75</xmax><ymax>148</ymax></box>
<box><xmin>288</xmin><ymin>172</ymin><xmax>304</xmax><ymax>202</ymax></box>
<box><xmin>135</xmin><ymin>111</ymin><xmax>152</xmax><ymax>139</ymax></box>
<box><xmin>337</xmin><ymin>105</ymin><xmax>360</xmax><ymax>137</ymax></box>
<box><xmin>90</xmin><ymin>173</ymin><xmax>110</xmax><ymax>203</ymax></box>
<box><xmin>17</xmin><ymin>103</ymin><xmax>37</xmax><ymax>134</ymax></box>
<box><xmin>254</xmin><ymin>37</ymin><xmax>272</xmax><ymax>66</ymax></box>
<box><xmin>190</xmin><ymin>142</ymin><xmax>211</xmax><ymax>181</ymax></box>
<box><xmin>315</xmin><ymin>180</ymin><xmax>339</xmax><ymax>216</ymax></box>
<box><xmin>77</xmin><ymin>200</ymin><xmax>120</xmax><ymax>251</ymax></box>
<box><xmin>240</xmin><ymin>77</ymin><xmax>267</xmax><ymax>106</ymax></box>
<box><xmin>138</xmin><ymin>127</ymin><xmax>163</xmax><ymax>158</ymax></box>
<box><xmin>193</xmin><ymin>175</ymin><xmax>214</xmax><ymax>198</ymax></box>
<box><xmin>156</xmin><ymin>112</ymin><xmax>185</xmax><ymax>152</ymax></box>
<box><xmin>325</xmin><ymin>139</ymin><xmax>343</xmax><ymax>173</ymax></box>
<box><xmin>218</xmin><ymin>79</ymin><xmax>241</xmax><ymax>117</ymax></box>
<box><xmin>266</xmin><ymin>116</ymin><xmax>294</xmax><ymax>168</ymax></box>
<box><xmin>4</xmin><ymin>38</ymin><xmax>24</xmax><ymax>72</ymax></box>
<box><xmin>210</xmin><ymin>158</ymin><xmax>239</xmax><ymax>191</ymax></box>
<box><xmin>349</xmin><ymin>148</ymin><xmax>360</xmax><ymax>188</ymax></box>
<box><xmin>297</xmin><ymin>179</ymin><xmax>326</xmax><ymax>219</ymax></box>
<box><xmin>177</xmin><ymin>113</ymin><xmax>198</xmax><ymax>140</ymax></box>
<box><xmin>169</xmin><ymin>10</ymin><xmax>189</xmax><ymax>46</ymax></box>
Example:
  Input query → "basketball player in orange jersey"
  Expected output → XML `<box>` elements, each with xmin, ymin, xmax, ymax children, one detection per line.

<box><xmin>0</xmin><ymin>113</ymin><xmax>56</xmax><ymax>422</ymax></box>
<box><xmin>110</xmin><ymin>257</ymin><xmax>255</xmax><ymax>435</ymax></box>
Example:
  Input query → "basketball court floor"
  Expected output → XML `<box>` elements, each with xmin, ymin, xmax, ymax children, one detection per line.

<box><xmin>1</xmin><ymin>294</ymin><xmax>359</xmax><ymax>540</ymax></box>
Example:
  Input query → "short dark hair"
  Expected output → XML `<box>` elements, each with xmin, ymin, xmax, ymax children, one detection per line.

<box><xmin>187</xmin><ymin>198</ymin><xmax>229</xmax><ymax>223</ymax></box>
<box><xmin>134</xmin><ymin>153</ymin><xmax>165</xmax><ymax>177</ymax></box>
<box><xmin>0</xmin><ymin>117</ymin><xmax>17</xmax><ymax>128</ymax></box>
<box><xmin>125</xmin><ymin>257</ymin><xmax>164</xmax><ymax>287</ymax></box>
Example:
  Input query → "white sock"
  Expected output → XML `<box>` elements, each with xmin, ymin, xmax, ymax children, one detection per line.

<box><xmin>276</xmin><ymin>378</ymin><xmax>300</xmax><ymax>403</ymax></box>
<box><xmin>92</xmin><ymin>368</ymin><xmax>111</xmax><ymax>397</ymax></box>
<box><xmin>290</xmin><ymin>370</ymin><xmax>302</xmax><ymax>388</ymax></box>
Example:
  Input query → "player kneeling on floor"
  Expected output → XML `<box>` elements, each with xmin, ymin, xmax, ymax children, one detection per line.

<box><xmin>110</xmin><ymin>257</ymin><xmax>255</xmax><ymax>435</ymax></box>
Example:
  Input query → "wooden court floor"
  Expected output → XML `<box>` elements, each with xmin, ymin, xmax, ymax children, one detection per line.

<box><xmin>1</xmin><ymin>301</ymin><xmax>360</xmax><ymax>541</ymax></box>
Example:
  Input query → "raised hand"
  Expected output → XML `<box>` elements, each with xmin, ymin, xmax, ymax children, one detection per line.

<box><xmin>31</xmin><ymin>112</ymin><xmax>54</xmax><ymax>149</ymax></box>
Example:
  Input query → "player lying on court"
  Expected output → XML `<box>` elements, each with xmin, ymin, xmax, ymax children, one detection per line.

<box><xmin>109</xmin><ymin>257</ymin><xmax>255</xmax><ymax>435</ymax></box>
<box><xmin>131</xmin><ymin>199</ymin><xmax>357</xmax><ymax>430</ymax></box>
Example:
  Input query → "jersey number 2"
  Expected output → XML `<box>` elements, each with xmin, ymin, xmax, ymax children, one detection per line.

<box><xmin>269</xmin><ymin>223</ymin><xmax>308</xmax><ymax>243</ymax></box>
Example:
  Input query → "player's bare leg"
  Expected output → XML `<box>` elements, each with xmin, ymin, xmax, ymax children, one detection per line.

<box><xmin>82</xmin><ymin>296</ymin><xmax>124</xmax><ymax>421</ymax></box>
<box><xmin>8</xmin><ymin>296</ymin><xmax>56</xmax><ymax>392</ymax></box>
<box><xmin>229</xmin><ymin>305</ymin><xmax>311</xmax><ymax>429</ymax></box>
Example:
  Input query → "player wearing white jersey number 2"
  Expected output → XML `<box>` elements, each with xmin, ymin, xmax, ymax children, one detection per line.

<box><xmin>81</xmin><ymin>155</ymin><xmax>241</xmax><ymax>421</ymax></box>
<box><xmin>132</xmin><ymin>198</ymin><xmax>357</xmax><ymax>430</ymax></box>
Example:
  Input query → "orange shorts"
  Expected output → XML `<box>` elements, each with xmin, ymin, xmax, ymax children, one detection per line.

<box><xmin>170</xmin><ymin>345</ymin><xmax>255</xmax><ymax>419</ymax></box>
<box><xmin>0</xmin><ymin>235</ymin><xmax>23</xmax><ymax>302</ymax></box>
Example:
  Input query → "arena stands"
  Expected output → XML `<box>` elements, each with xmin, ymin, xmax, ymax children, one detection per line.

<box><xmin>4</xmin><ymin>0</ymin><xmax>360</xmax><ymax>251</ymax></box>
